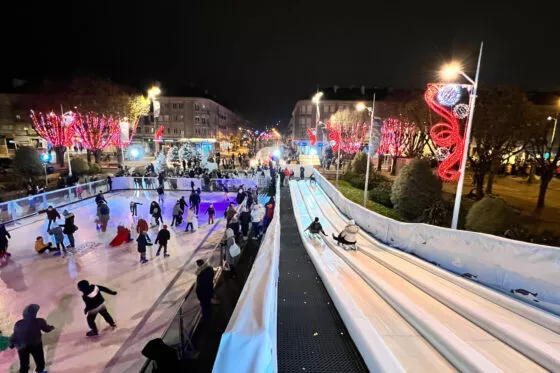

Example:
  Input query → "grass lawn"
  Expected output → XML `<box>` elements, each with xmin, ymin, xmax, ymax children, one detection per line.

<box><xmin>334</xmin><ymin>180</ymin><xmax>404</xmax><ymax>221</ymax></box>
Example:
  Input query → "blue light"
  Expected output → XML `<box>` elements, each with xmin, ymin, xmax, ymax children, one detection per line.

<box><xmin>273</xmin><ymin>149</ymin><xmax>281</xmax><ymax>157</ymax></box>
<box><xmin>40</xmin><ymin>153</ymin><xmax>50</xmax><ymax>162</ymax></box>
<box><xmin>130</xmin><ymin>148</ymin><xmax>140</xmax><ymax>158</ymax></box>
<box><xmin>437</xmin><ymin>84</ymin><xmax>462</xmax><ymax>107</ymax></box>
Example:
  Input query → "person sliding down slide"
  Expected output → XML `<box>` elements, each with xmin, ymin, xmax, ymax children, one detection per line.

<box><xmin>305</xmin><ymin>217</ymin><xmax>328</xmax><ymax>237</ymax></box>
<box><xmin>332</xmin><ymin>219</ymin><xmax>359</xmax><ymax>250</ymax></box>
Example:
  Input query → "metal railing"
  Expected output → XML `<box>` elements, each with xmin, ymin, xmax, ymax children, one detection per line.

<box><xmin>111</xmin><ymin>176</ymin><xmax>268</xmax><ymax>193</ymax></box>
<box><xmin>0</xmin><ymin>180</ymin><xmax>108</xmax><ymax>223</ymax></box>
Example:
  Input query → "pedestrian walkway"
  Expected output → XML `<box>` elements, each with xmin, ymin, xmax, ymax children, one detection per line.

<box><xmin>277</xmin><ymin>187</ymin><xmax>368</xmax><ymax>372</ymax></box>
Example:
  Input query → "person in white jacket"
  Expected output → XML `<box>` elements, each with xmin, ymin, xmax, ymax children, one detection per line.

<box><xmin>332</xmin><ymin>219</ymin><xmax>360</xmax><ymax>249</ymax></box>
<box><xmin>250</xmin><ymin>203</ymin><xmax>265</xmax><ymax>239</ymax></box>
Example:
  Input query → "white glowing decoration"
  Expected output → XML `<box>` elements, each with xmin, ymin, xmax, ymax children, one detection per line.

<box><xmin>273</xmin><ymin>149</ymin><xmax>281</xmax><ymax>157</ymax></box>
<box><xmin>309</xmin><ymin>148</ymin><xmax>317</xmax><ymax>156</ymax></box>
<box><xmin>130</xmin><ymin>148</ymin><xmax>140</xmax><ymax>158</ymax></box>
<box><xmin>437</xmin><ymin>84</ymin><xmax>462</xmax><ymax>107</ymax></box>
<box><xmin>434</xmin><ymin>147</ymin><xmax>450</xmax><ymax>162</ymax></box>
<box><xmin>453</xmin><ymin>103</ymin><xmax>469</xmax><ymax>119</ymax></box>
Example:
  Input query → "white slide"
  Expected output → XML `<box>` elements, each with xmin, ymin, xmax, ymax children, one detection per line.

<box><xmin>291</xmin><ymin>180</ymin><xmax>560</xmax><ymax>372</ymax></box>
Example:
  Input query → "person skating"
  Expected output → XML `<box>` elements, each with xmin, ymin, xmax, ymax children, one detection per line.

<box><xmin>332</xmin><ymin>219</ymin><xmax>360</xmax><ymax>249</ymax></box>
<box><xmin>205</xmin><ymin>203</ymin><xmax>215</xmax><ymax>224</ymax></box>
<box><xmin>171</xmin><ymin>201</ymin><xmax>183</xmax><ymax>227</ymax></box>
<box><xmin>136</xmin><ymin>218</ymin><xmax>149</xmax><ymax>235</ymax></box>
<box><xmin>185</xmin><ymin>207</ymin><xmax>196</xmax><ymax>232</ymax></box>
<box><xmin>155</xmin><ymin>225</ymin><xmax>171</xmax><ymax>257</ymax></box>
<box><xmin>189</xmin><ymin>191</ymin><xmax>201</xmax><ymax>215</ymax></box>
<box><xmin>45</xmin><ymin>205</ymin><xmax>61</xmax><ymax>230</ymax></box>
<box><xmin>95</xmin><ymin>192</ymin><xmax>107</xmax><ymax>205</ymax></box>
<box><xmin>48</xmin><ymin>224</ymin><xmax>67</xmax><ymax>257</ymax></box>
<box><xmin>195</xmin><ymin>259</ymin><xmax>214</xmax><ymax>320</ymax></box>
<box><xmin>149</xmin><ymin>201</ymin><xmax>163</xmax><ymax>226</ymax></box>
<box><xmin>130</xmin><ymin>201</ymin><xmax>142</xmax><ymax>217</ymax></box>
<box><xmin>34</xmin><ymin>236</ymin><xmax>53</xmax><ymax>254</ymax></box>
<box><xmin>61</xmin><ymin>210</ymin><xmax>78</xmax><ymax>248</ymax></box>
<box><xmin>77</xmin><ymin>280</ymin><xmax>117</xmax><ymax>337</ymax></box>
<box><xmin>156</xmin><ymin>185</ymin><xmax>165</xmax><ymax>205</ymax></box>
<box><xmin>137</xmin><ymin>231</ymin><xmax>152</xmax><ymax>263</ymax></box>
<box><xmin>107</xmin><ymin>175</ymin><xmax>113</xmax><ymax>191</ymax></box>
<box><xmin>238</xmin><ymin>206</ymin><xmax>251</xmax><ymax>240</ymax></box>
<box><xmin>9</xmin><ymin>304</ymin><xmax>54</xmax><ymax>373</ymax></box>
<box><xmin>305</xmin><ymin>217</ymin><xmax>328</xmax><ymax>236</ymax></box>
<box><xmin>0</xmin><ymin>222</ymin><xmax>11</xmax><ymax>258</ymax></box>
<box><xmin>97</xmin><ymin>201</ymin><xmax>110</xmax><ymax>232</ymax></box>
<box><xmin>222</xmin><ymin>183</ymin><xmax>229</xmax><ymax>201</ymax></box>
<box><xmin>178</xmin><ymin>196</ymin><xmax>187</xmax><ymax>211</ymax></box>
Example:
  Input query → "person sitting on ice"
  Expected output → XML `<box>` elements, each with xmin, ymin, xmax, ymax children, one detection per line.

<box><xmin>332</xmin><ymin>219</ymin><xmax>359</xmax><ymax>249</ymax></box>
<box><xmin>305</xmin><ymin>217</ymin><xmax>328</xmax><ymax>237</ymax></box>
<box><xmin>110</xmin><ymin>225</ymin><xmax>133</xmax><ymax>247</ymax></box>
<box><xmin>35</xmin><ymin>236</ymin><xmax>53</xmax><ymax>254</ymax></box>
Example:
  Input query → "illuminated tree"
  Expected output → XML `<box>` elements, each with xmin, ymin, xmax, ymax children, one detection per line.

<box><xmin>30</xmin><ymin>111</ymin><xmax>74</xmax><ymax>166</ymax></box>
<box><xmin>167</xmin><ymin>145</ymin><xmax>181</xmax><ymax>167</ymax></box>
<box><xmin>72</xmin><ymin>112</ymin><xmax>119</xmax><ymax>164</ymax></box>
<box><xmin>377</xmin><ymin>118</ymin><xmax>416</xmax><ymax>175</ymax></box>
<box><xmin>154</xmin><ymin>151</ymin><xmax>168</xmax><ymax>174</ymax></box>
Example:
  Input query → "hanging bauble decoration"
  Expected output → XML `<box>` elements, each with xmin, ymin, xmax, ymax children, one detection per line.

<box><xmin>452</xmin><ymin>103</ymin><xmax>469</xmax><ymax>119</ymax></box>
<box><xmin>436</xmin><ymin>84</ymin><xmax>462</xmax><ymax>107</ymax></box>
<box><xmin>434</xmin><ymin>147</ymin><xmax>450</xmax><ymax>162</ymax></box>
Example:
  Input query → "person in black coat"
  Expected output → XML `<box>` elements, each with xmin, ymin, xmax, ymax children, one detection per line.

<box><xmin>235</xmin><ymin>188</ymin><xmax>246</xmax><ymax>205</ymax></box>
<box><xmin>155</xmin><ymin>225</ymin><xmax>171</xmax><ymax>257</ymax></box>
<box><xmin>238</xmin><ymin>207</ymin><xmax>251</xmax><ymax>239</ymax></box>
<box><xmin>10</xmin><ymin>304</ymin><xmax>54</xmax><ymax>373</ymax></box>
<box><xmin>95</xmin><ymin>192</ymin><xmax>107</xmax><ymax>205</ymax></box>
<box><xmin>61</xmin><ymin>210</ymin><xmax>78</xmax><ymax>248</ymax></box>
<box><xmin>137</xmin><ymin>232</ymin><xmax>152</xmax><ymax>263</ymax></box>
<box><xmin>195</xmin><ymin>259</ymin><xmax>214</xmax><ymax>320</ymax></box>
<box><xmin>150</xmin><ymin>201</ymin><xmax>163</xmax><ymax>225</ymax></box>
<box><xmin>45</xmin><ymin>205</ymin><xmax>61</xmax><ymax>230</ymax></box>
<box><xmin>107</xmin><ymin>175</ymin><xmax>113</xmax><ymax>191</ymax></box>
<box><xmin>189</xmin><ymin>191</ymin><xmax>201</xmax><ymax>215</ymax></box>
<box><xmin>77</xmin><ymin>280</ymin><xmax>117</xmax><ymax>337</ymax></box>
<box><xmin>178</xmin><ymin>196</ymin><xmax>187</xmax><ymax>211</ymax></box>
<box><xmin>300</xmin><ymin>166</ymin><xmax>305</xmax><ymax>180</ymax></box>
<box><xmin>141</xmin><ymin>338</ymin><xmax>180</xmax><ymax>373</ymax></box>
<box><xmin>0</xmin><ymin>223</ymin><xmax>11</xmax><ymax>256</ymax></box>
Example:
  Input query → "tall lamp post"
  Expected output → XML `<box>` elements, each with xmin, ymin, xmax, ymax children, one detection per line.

<box><xmin>547</xmin><ymin>100</ymin><xmax>559</xmax><ymax>146</ymax></box>
<box><xmin>442</xmin><ymin>42</ymin><xmax>483</xmax><ymax>229</ymax></box>
<box><xmin>312</xmin><ymin>92</ymin><xmax>323</xmax><ymax>158</ymax></box>
<box><xmin>356</xmin><ymin>93</ymin><xmax>376</xmax><ymax>207</ymax></box>
<box><xmin>148</xmin><ymin>86</ymin><xmax>161</xmax><ymax>155</ymax></box>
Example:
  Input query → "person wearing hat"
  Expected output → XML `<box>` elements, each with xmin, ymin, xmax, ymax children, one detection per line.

<box><xmin>155</xmin><ymin>225</ymin><xmax>171</xmax><ymax>257</ymax></box>
<box><xmin>60</xmin><ymin>210</ymin><xmax>78</xmax><ymax>248</ymax></box>
<box><xmin>332</xmin><ymin>219</ymin><xmax>360</xmax><ymax>249</ymax></box>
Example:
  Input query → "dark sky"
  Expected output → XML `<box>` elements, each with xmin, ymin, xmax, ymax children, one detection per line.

<box><xmin>5</xmin><ymin>0</ymin><xmax>560</xmax><ymax>129</ymax></box>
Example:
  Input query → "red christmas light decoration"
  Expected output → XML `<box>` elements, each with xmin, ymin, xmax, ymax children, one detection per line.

<box><xmin>307</xmin><ymin>128</ymin><xmax>317</xmax><ymax>146</ymax></box>
<box><xmin>155</xmin><ymin>125</ymin><xmax>165</xmax><ymax>142</ymax></box>
<box><xmin>424</xmin><ymin>83</ymin><xmax>464</xmax><ymax>182</ymax></box>
<box><xmin>72</xmin><ymin>112</ymin><xmax>120</xmax><ymax>160</ymax></box>
<box><xmin>326</xmin><ymin>120</ymin><xmax>368</xmax><ymax>154</ymax></box>
<box><xmin>111</xmin><ymin>118</ymin><xmax>140</xmax><ymax>148</ymax></box>
<box><xmin>377</xmin><ymin>118</ymin><xmax>416</xmax><ymax>158</ymax></box>
<box><xmin>30</xmin><ymin>111</ymin><xmax>75</xmax><ymax>147</ymax></box>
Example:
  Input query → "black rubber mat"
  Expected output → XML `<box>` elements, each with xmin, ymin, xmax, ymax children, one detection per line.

<box><xmin>277</xmin><ymin>186</ymin><xmax>368</xmax><ymax>373</ymax></box>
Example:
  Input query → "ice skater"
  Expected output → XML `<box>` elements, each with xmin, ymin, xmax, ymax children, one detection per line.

<box><xmin>61</xmin><ymin>210</ymin><xmax>78</xmax><ymax>248</ymax></box>
<box><xmin>185</xmin><ymin>207</ymin><xmax>196</xmax><ymax>232</ymax></box>
<box><xmin>107</xmin><ymin>175</ymin><xmax>113</xmax><ymax>191</ymax></box>
<box><xmin>137</xmin><ymin>230</ymin><xmax>152</xmax><ymax>263</ymax></box>
<box><xmin>0</xmin><ymin>222</ymin><xmax>11</xmax><ymax>259</ymax></box>
<box><xmin>95</xmin><ymin>192</ymin><xmax>107</xmax><ymax>205</ymax></box>
<box><xmin>48</xmin><ymin>224</ymin><xmax>67</xmax><ymax>257</ymax></box>
<box><xmin>189</xmin><ymin>191</ymin><xmax>201</xmax><ymax>215</ymax></box>
<box><xmin>157</xmin><ymin>185</ymin><xmax>165</xmax><ymax>205</ymax></box>
<box><xmin>9</xmin><ymin>304</ymin><xmax>54</xmax><ymax>373</ymax></box>
<box><xmin>77</xmin><ymin>280</ymin><xmax>117</xmax><ymax>337</ymax></box>
<box><xmin>332</xmin><ymin>219</ymin><xmax>359</xmax><ymax>250</ymax></box>
<box><xmin>205</xmin><ymin>203</ymin><xmax>215</xmax><ymax>224</ymax></box>
<box><xmin>34</xmin><ymin>236</ymin><xmax>53</xmax><ymax>254</ymax></box>
<box><xmin>171</xmin><ymin>200</ymin><xmax>184</xmax><ymax>227</ymax></box>
<box><xmin>225</xmin><ymin>202</ymin><xmax>236</xmax><ymax>224</ymax></box>
<box><xmin>222</xmin><ymin>183</ymin><xmax>229</xmax><ymax>201</ymax></box>
<box><xmin>96</xmin><ymin>201</ymin><xmax>110</xmax><ymax>232</ymax></box>
<box><xmin>130</xmin><ymin>201</ymin><xmax>142</xmax><ymax>217</ymax></box>
<box><xmin>155</xmin><ymin>225</ymin><xmax>171</xmax><ymax>257</ymax></box>
<box><xmin>309</xmin><ymin>173</ymin><xmax>317</xmax><ymax>185</ymax></box>
<box><xmin>149</xmin><ymin>201</ymin><xmax>163</xmax><ymax>226</ymax></box>
<box><xmin>45</xmin><ymin>205</ymin><xmax>61</xmax><ymax>230</ymax></box>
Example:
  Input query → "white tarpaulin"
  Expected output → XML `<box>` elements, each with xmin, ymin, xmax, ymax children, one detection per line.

<box><xmin>314</xmin><ymin>170</ymin><xmax>560</xmax><ymax>315</ymax></box>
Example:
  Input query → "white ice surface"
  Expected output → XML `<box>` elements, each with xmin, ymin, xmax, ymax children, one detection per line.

<box><xmin>0</xmin><ymin>191</ymin><xmax>230</xmax><ymax>373</ymax></box>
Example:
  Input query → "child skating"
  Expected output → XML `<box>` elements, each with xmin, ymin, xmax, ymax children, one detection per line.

<box><xmin>155</xmin><ymin>225</ymin><xmax>171</xmax><ymax>257</ymax></box>
<box><xmin>77</xmin><ymin>280</ymin><xmax>117</xmax><ymax>337</ymax></box>
<box><xmin>185</xmin><ymin>207</ymin><xmax>196</xmax><ymax>232</ymax></box>
<box><xmin>205</xmin><ymin>204</ymin><xmax>215</xmax><ymax>224</ymax></box>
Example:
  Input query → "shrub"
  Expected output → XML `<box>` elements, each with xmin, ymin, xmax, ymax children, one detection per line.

<box><xmin>70</xmin><ymin>157</ymin><xmax>89</xmax><ymax>175</ymax></box>
<box><xmin>351</xmin><ymin>151</ymin><xmax>369</xmax><ymax>175</ymax></box>
<box><xmin>419</xmin><ymin>199</ymin><xmax>452</xmax><ymax>226</ymax></box>
<box><xmin>370</xmin><ymin>181</ymin><xmax>393</xmax><ymax>207</ymax></box>
<box><xmin>466</xmin><ymin>196</ymin><xmax>516</xmax><ymax>235</ymax></box>
<box><xmin>343</xmin><ymin>153</ymin><xmax>388</xmax><ymax>190</ymax></box>
<box><xmin>391</xmin><ymin>159</ymin><xmax>442</xmax><ymax>220</ymax></box>
<box><xmin>89</xmin><ymin>163</ymin><xmax>102</xmax><ymax>174</ymax></box>
<box><xmin>13</xmin><ymin>146</ymin><xmax>44</xmax><ymax>180</ymax></box>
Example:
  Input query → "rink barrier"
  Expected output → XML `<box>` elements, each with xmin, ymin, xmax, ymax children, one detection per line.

<box><xmin>296</xmin><ymin>181</ymin><xmax>560</xmax><ymax>372</ymax></box>
<box><xmin>290</xmin><ymin>181</ymin><xmax>408</xmax><ymax>373</ymax></box>
<box><xmin>111</xmin><ymin>177</ymin><xmax>261</xmax><ymax>193</ymax></box>
<box><xmin>212</xmin><ymin>178</ymin><xmax>280</xmax><ymax>373</ymax></box>
<box><xmin>0</xmin><ymin>180</ymin><xmax>108</xmax><ymax>224</ymax></box>
<box><xmin>313</xmin><ymin>169</ymin><xmax>560</xmax><ymax>315</ymax></box>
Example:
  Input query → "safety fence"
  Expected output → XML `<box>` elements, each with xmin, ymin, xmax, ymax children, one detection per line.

<box><xmin>0</xmin><ymin>180</ymin><xmax>108</xmax><ymax>223</ymax></box>
<box><xmin>314</xmin><ymin>169</ymin><xmax>560</xmax><ymax>315</ymax></box>
<box><xmin>111</xmin><ymin>176</ymin><xmax>268</xmax><ymax>193</ymax></box>
<box><xmin>212</xmin><ymin>178</ymin><xmax>281</xmax><ymax>373</ymax></box>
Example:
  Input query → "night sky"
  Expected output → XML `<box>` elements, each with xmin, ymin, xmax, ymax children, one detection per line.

<box><xmin>4</xmin><ymin>0</ymin><xmax>560</xmax><ymax>129</ymax></box>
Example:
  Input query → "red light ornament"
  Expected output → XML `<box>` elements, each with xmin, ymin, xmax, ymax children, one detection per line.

<box><xmin>30</xmin><ymin>110</ymin><xmax>75</xmax><ymax>147</ymax></box>
<box><xmin>307</xmin><ymin>128</ymin><xmax>317</xmax><ymax>146</ymax></box>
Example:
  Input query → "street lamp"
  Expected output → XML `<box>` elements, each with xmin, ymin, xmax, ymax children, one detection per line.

<box><xmin>312</xmin><ymin>91</ymin><xmax>323</xmax><ymax>146</ymax></box>
<box><xmin>442</xmin><ymin>42</ymin><xmax>483</xmax><ymax>229</ymax></box>
<box><xmin>356</xmin><ymin>93</ymin><xmax>376</xmax><ymax>207</ymax></box>
<box><xmin>148</xmin><ymin>86</ymin><xmax>161</xmax><ymax>154</ymax></box>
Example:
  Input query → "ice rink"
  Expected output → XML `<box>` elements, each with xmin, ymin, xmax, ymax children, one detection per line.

<box><xmin>0</xmin><ymin>190</ymin><xmax>236</xmax><ymax>373</ymax></box>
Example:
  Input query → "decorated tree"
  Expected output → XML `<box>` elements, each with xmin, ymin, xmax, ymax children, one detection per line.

<box><xmin>29</xmin><ymin>111</ymin><xmax>74</xmax><ymax>166</ymax></box>
<box><xmin>72</xmin><ymin>112</ymin><xmax>119</xmax><ymax>164</ymax></box>
<box><xmin>111</xmin><ymin>118</ymin><xmax>141</xmax><ymax>164</ymax></box>
<box><xmin>179</xmin><ymin>141</ymin><xmax>199</xmax><ymax>166</ymax></box>
<box><xmin>154</xmin><ymin>151</ymin><xmax>168</xmax><ymax>174</ymax></box>
<box><xmin>167</xmin><ymin>146</ymin><xmax>181</xmax><ymax>167</ymax></box>
<box><xmin>377</xmin><ymin>118</ymin><xmax>416</xmax><ymax>175</ymax></box>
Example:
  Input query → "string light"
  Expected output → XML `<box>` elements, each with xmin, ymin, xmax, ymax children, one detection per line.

<box><xmin>111</xmin><ymin>118</ymin><xmax>139</xmax><ymax>148</ymax></box>
<box><xmin>154</xmin><ymin>125</ymin><xmax>165</xmax><ymax>142</ymax></box>
<box><xmin>30</xmin><ymin>110</ymin><xmax>75</xmax><ymax>147</ymax></box>
<box><xmin>377</xmin><ymin>118</ymin><xmax>416</xmax><ymax>158</ymax></box>
<box><xmin>436</xmin><ymin>84</ymin><xmax>462</xmax><ymax>107</ymax></box>
<box><xmin>452</xmin><ymin>103</ymin><xmax>469</xmax><ymax>119</ymax></box>
<box><xmin>307</xmin><ymin>128</ymin><xmax>317</xmax><ymax>146</ymax></box>
<box><xmin>72</xmin><ymin>112</ymin><xmax>120</xmax><ymax>152</ymax></box>
<box><xmin>325</xmin><ymin>120</ymin><xmax>368</xmax><ymax>154</ymax></box>
<box><xmin>424</xmin><ymin>83</ymin><xmax>464</xmax><ymax>182</ymax></box>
